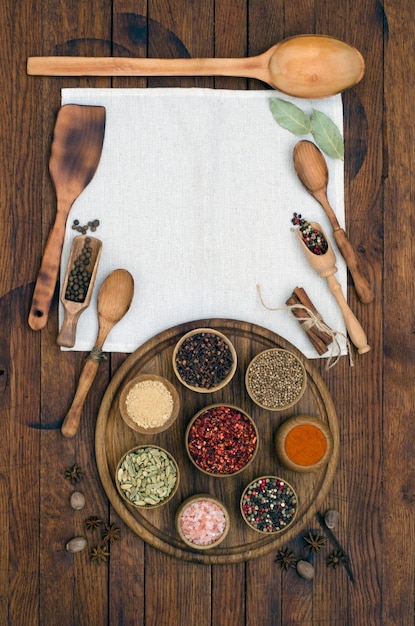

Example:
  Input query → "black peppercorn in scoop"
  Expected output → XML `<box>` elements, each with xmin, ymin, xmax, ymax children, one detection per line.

<box><xmin>57</xmin><ymin>235</ymin><xmax>102</xmax><ymax>347</ymax></box>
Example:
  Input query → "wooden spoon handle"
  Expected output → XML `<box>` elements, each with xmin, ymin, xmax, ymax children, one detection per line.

<box><xmin>333</xmin><ymin>228</ymin><xmax>374</xmax><ymax>304</ymax></box>
<box><xmin>326</xmin><ymin>275</ymin><xmax>370</xmax><ymax>354</ymax></box>
<box><xmin>27</xmin><ymin>55</ymin><xmax>260</xmax><ymax>79</ymax></box>
<box><xmin>61</xmin><ymin>355</ymin><xmax>100</xmax><ymax>437</ymax></box>
<box><xmin>28</xmin><ymin>212</ymin><xmax>67</xmax><ymax>330</ymax></box>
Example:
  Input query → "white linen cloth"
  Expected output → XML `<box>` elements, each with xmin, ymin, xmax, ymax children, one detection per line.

<box><xmin>60</xmin><ymin>88</ymin><xmax>347</xmax><ymax>358</ymax></box>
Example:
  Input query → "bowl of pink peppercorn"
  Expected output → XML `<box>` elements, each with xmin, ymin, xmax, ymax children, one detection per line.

<box><xmin>176</xmin><ymin>494</ymin><xmax>230</xmax><ymax>550</ymax></box>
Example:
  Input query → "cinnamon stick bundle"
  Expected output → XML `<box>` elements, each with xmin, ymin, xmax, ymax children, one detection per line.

<box><xmin>286</xmin><ymin>287</ymin><xmax>334</xmax><ymax>355</ymax></box>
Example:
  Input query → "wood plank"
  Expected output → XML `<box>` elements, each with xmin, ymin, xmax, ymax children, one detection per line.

<box><xmin>382</xmin><ymin>1</ymin><xmax>415</xmax><ymax>624</ymax></box>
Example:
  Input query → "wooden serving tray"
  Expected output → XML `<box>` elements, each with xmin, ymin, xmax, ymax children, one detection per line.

<box><xmin>95</xmin><ymin>319</ymin><xmax>339</xmax><ymax>564</ymax></box>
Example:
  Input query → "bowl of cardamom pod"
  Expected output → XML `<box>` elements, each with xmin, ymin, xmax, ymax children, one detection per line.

<box><xmin>115</xmin><ymin>445</ymin><xmax>180</xmax><ymax>509</ymax></box>
<box><xmin>119</xmin><ymin>373</ymin><xmax>180</xmax><ymax>435</ymax></box>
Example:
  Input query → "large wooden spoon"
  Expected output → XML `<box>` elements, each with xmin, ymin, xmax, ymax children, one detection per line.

<box><xmin>61</xmin><ymin>269</ymin><xmax>134</xmax><ymax>438</ymax></box>
<box><xmin>28</xmin><ymin>104</ymin><xmax>106</xmax><ymax>330</ymax></box>
<box><xmin>293</xmin><ymin>140</ymin><xmax>374</xmax><ymax>303</ymax></box>
<box><xmin>27</xmin><ymin>35</ymin><xmax>364</xmax><ymax>99</ymax></box>
<box><xmin>297</xmin><ymin>223</ymin><xmax>370</xmax><ymax>355</ymax></box>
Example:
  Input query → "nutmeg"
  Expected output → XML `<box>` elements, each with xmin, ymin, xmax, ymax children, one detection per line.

<box><xmin>66</xmin><ymin>536</ymin><xmax>87</xmax><ymax>553</ymax></box>
<box><xmin>324</xmin><ymin>509</ymin><xmax>339</xmax><ymax>529</ymax></box>
<box><xmin>70</xmin><ymin>491</ymin><xmax>86</xmax><ymax>510</ymax></box>
<box><xmin>296</xmin><ymin>560</ymin><xmax>315</xmax><ymax>580</ymax></box>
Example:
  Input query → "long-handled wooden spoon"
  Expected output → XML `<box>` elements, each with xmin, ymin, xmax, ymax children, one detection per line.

<box><xmin>28</xmin><ymin>104</ymin><xmax>106</xmax><ymax>330</ymax></box>
<box><xmin>293</xmin><ymin>140</ymin><xmax>374</xmax><ymax>303</ymax></box>
<box><xmin>27</xmin><ymin>34</ymin><xmax>364</xmax><ymax>99</ymax></box>
<box><xmin>61</xmin><ymin>269</ymin><xmax>134</xmax><ymax>438</ymax></box>
<box><xmin>297</xmin><ymin>223</ymin><xmax>370</xmax><ymax>354</ymax></box>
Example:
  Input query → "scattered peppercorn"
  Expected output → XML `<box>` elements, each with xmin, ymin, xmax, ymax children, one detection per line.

<box><xmin>291</xmin><ymin>213</ymin><xmax>328</xmax><ymax>255</ymax></box>
<box><xmin>175</xmin><ymin>331</ymin><xmax>234</xmax><ymax>389</ymax></box>
<box><xmin>241</xmin><ymin>477</ymin><xmax>297</xmax><ymax>533</ymax></box>
<box><xmin>187</xmin><ymin>405</ymin><xmax>257</xmax><ymax>475</ymax></box>
<box><xmin>71</xmin><ymin>218</ymin><xmax>100</xmax><ymax>234</ymax></box>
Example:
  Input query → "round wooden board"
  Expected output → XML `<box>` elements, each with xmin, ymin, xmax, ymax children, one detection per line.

<box><xmin>95</xmin><ymin>319</ymin><xmax>339</xmax><ymax>564</ymax></box>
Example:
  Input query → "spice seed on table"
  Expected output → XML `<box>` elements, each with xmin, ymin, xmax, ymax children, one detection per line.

<box><xmin>125</xmin><ymin>380</ymin><xmax>174</xmax><ymax>429</ymax></box>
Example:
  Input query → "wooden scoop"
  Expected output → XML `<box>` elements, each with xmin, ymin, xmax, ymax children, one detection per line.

<box><xmin>28</xmin><ymin>104</ymin><xmax>106</xmax><ymax>330</ymax></box>
<box><xmin>297</xmin><ymin>223</ymin><xmax>370</xmax><ymax>354</ymax></box>
<box><xmin>27</xmin><ymin>34</ymin><xmax>364</xmax><ymax>99</ymax></box>
<box><xmin>57</xmin><ymin>236</ymin><xmax>102</xmax><ymax>348</ymax></box>
<box><xmin>61</xmin><ymin>269</ymin><xmax>134</xmax><ymax>438</ymax></box>
<box><xmin>293</xmin><ymin>140</ymin><xmax>374</xmax><ymax>303</ymax></box>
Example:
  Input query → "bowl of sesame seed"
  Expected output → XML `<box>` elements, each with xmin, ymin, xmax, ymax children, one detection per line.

<box><xmin>119</xmin><ymin>374</ymin><xmax>180</xmax><ymax>434</ymax></box>
<box><xmin>245</xmin><ymin>348</ymin><xmax>307</xmax><ymax>411</ymax></box>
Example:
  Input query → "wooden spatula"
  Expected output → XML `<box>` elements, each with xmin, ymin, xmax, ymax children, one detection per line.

<box><xmin>28</xmin><ymin>104</ymin><xmax>106</xmax><ymax>330</ymax></box>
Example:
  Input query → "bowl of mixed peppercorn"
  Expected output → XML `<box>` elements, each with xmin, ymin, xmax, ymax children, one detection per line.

<box><xmin>172</xmin><ymin>328</ymin><xmax>237</xmax><ymax>393</ymax></box>
<box><xmin>240</xmin><ymin>476</ymin><xmax>298</xmax><ymax>534</ymax></box>
<box><xmin>185</xmin><ymin>404</ymin><xmax>258</xmax><ymax>477</ymax></box>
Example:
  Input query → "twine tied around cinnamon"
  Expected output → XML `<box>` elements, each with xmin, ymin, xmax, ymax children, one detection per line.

<box><xmin>256</xmin><ymin>284</ymin><xmax>353</xmax><ymax>369</ymax></box>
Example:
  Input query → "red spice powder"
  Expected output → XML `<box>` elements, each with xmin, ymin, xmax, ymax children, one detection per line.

<box><xmin>284</xmin><ymin>423</ymin><xmax>327</xmax><ymax>466</ymax></box>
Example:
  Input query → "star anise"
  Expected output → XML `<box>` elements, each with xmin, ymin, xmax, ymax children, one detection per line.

<box><xmin>275</xmin><ymin>548</ymin><xmax>297</xmax><ymax>570</ymax></box>
<box><xmin>102</xmin><ymin>522</ymin><xmax>121</xmax><ymax>544</ymax></box>
<box><xmin>326</xmin><ymin>549</ymin><xmax>347</xmax><ymax>568</ymax></box>
<box><xmin>303</xmin><ymin>531</ymin><xmax>327</xmax><ymax>554</ymax></box>
<box><xmin>90</xmin><ymin>544</ymin><xmax>110</xmax><ymax>564</ymax></box>
<box><xmin>84</xmin><ymin>516</ymin><xmax>102</xmax><ymax>531</ymax></box>
<box><xmin>64</xmin><ymin>464</ymin><xmax>84</xmax><ymax>484</ymax></box>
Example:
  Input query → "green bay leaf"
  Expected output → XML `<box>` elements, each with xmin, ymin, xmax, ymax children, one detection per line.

<box><xmin>310</xmin><ymin>109</ymin><xmax>344</xmax><ymax>160</ymax></box>
<box><xmin>270</xmin><ymin>98</ymin><xmax>312</xmax><ymax>135</ymax></box>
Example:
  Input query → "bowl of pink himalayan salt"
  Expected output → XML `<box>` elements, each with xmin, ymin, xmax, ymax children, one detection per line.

<box><xmin>119</xmin><ymin>374</ymin><xmax>180</xmax><ymax>434</ymax></box>
<box><xmin>175</xmin><ymin>495</ymin><xmax>230</xmax><ymax>550</ymax></box>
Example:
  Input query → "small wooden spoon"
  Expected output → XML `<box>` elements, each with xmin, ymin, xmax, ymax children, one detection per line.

<box><xmin>27</xmin><ymin>34</ymin><xmax>365</xmax><ymax>99</ymax></box>
<box><xmin>57</xmin><ymin>236</ymin><xmax>102</xmax><ymax>348</ymax></box>
<box><xmin>293</xmin><ymin>140</ymin><xmax>374</xmax><ymax>303</ymax></box>
<box><xmin>61</xmin><ymin>269</ymin><xmax>134</xmax><ymax>438</ymax></box>
<box><xmin>297</xmin><ymin>223</ymin><xmax>370</xmax><ymax>354</ymax></box>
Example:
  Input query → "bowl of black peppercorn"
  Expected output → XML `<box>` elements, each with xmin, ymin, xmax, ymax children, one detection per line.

<box><xmin>172</xmin><ymin>328</ymin><xmax>237</xmax><ymax>393</ymax></box>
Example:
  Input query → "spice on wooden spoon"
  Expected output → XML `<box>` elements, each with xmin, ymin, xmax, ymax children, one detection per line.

<box><xmin>61</xmin><ymin>269</ymin><xmax>134</xmax><ymax>438</ymax></box>
<box><xmin>295</xmin><ymin>220</ymin><xmax>370</xmax><ymax>354</ymax></box>
<box><xmin>293</xmin><ymin>140</ymin><xmax>374</xmax><ymax>303</ymax></box>
<box><xmin>27</xmin><ymin>34</ymin><xmax>364</xmax><ymax>99</ymax></box>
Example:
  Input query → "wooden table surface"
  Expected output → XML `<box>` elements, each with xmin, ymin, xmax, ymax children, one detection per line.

<box><xmin>1</xmin><ymin>1</ymin><xmax>413</xmax><ymax>624</ymax></box>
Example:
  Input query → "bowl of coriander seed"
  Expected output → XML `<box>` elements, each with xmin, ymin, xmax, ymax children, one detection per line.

<box><xmin>245</xmin><ymin>348</ymin><xmax>307</xmax><ymax>411</ymax></box>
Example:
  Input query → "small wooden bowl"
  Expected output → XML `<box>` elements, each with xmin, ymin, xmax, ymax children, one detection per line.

<box><xmin>275</xmin><ymin>415</ymin><xmax>333</xmax><ymax>472</ymax></box>
<box><xmin>119</xmin><ymin>374</ymin><xmax>180</xmax><ymax>434</ymax></box>
<box><xmin>240</xmin><ymin>476</ymin><xmax>298</xmax><ymax>534</ymax></box>
<box><xmin>172</xmin><ymin>328</ymin><xmax>237</xmax><ymax>393</ymax></box>
<box><xmin>175</xmin><ymin>494</ymin><xmax>230</xmax><ymax>550</ymax></box>
<box><xmin>57</xmin><ymin>235</ymin><xmax>102</xmax><ymax>347</ymax></box>
<box><xmin>185</xmin><ymin>404</ymin><xmax>258</xmax><ymax>477</ymax></box>
<box><xmin>245</xmin><ymin>348</ymin><xmax>307</xmax><ymax>411</ymax></box>
<box><xmin>115</xmin><ymin>445</ymin><xmax>180</xmax><ymax>509</ymax></box>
